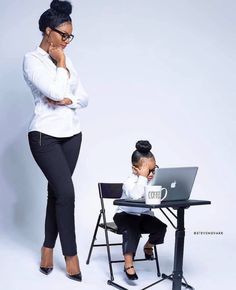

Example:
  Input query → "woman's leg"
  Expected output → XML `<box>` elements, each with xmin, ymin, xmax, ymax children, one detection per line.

<box><xmin>40</xmin><ymin>183</ymin><xmax>57</xmax><ymax>270</ymax></box>
<box><xmin>43</xmin><ymin>183</ymin><xmax>58</xmax><ymax>248</ymax></box>
<box><xmin>28</xmin><ymin>132</ymin><xmax>82</xmax><ymax>257</ymax></box>
<box><xmin>60</xmin><ymin>133</ymin><xmax>82</xmax><ymax>276</ymax></box>
<box><xmin>43</xmin><ymin>133</ymin><xmax>82</xmax><ymax>250</ymax></box>
<box><xmin>60</xmin><ymin>133</ymin><xmax>82</xmax><ymax>175</ymax></box>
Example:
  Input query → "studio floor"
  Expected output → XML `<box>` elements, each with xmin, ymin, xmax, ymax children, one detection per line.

<box><xmin>1</xmin><ymin>227</ymin><xmax>233</xmax><ymax>290</ymax></box>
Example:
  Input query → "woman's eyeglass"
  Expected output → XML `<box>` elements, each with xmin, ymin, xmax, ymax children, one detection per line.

<box><xmin>51</xmin><ymin>28</ymin><xmax>74</xmax><ymax>43</ymax></box>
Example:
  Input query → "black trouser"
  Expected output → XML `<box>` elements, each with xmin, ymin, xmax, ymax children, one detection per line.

<box><xmin>113</xmin><ymin>212</ymin><xmax>167</xmax><ymax>255</ymax></box>
<box><xmin>28</xmin><ymin>131</ymin><xmax>82</xmax><ymax>256</ymax></box>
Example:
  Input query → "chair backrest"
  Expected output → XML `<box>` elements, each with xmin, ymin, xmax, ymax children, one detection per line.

<box><xmin>98</xmin><ymin>183</ymin><xmax>123</xmax><ymax>199</ymax></box>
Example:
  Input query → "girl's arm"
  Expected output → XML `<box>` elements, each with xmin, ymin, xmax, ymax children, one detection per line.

<box><xmin>123</xmin><ymin>175</ymin><xmax>148</xmax><ymax>200</ymax></box>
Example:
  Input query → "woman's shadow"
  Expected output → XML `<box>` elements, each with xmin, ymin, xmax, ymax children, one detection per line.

<box><xmin>1</xmin><ymin>131</ymin><xmax>46</xmax><ymax>252</ymax></box>
<box><xmin>0</xmin><ymin>67</ymin><xmax>46</xmax><ymax>258</ymax></box>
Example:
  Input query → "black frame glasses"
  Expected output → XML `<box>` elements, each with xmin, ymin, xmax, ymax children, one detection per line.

<box><xmin>148</xmin><ymin>165</ymin><xmax>159</xmax><ymax>175</ymax></box>
<box><xmin>51</xmin><ymin>28</ymin><xmax>74</xmax><ymax>43</ymax></box>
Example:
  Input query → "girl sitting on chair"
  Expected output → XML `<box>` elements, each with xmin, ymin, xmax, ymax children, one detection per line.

<box><xmin>113</xmin><ymin>140</ymin><xmax>167</xmax><ymax>280</ymax></box>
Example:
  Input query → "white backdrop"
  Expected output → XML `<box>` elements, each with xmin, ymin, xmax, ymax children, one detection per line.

<box><xmin>0</xmin><ymin>1</ymin><xmax>235</xmax><ymax>289</ymax></box>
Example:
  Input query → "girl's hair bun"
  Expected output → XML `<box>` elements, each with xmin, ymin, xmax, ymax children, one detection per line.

<box><xmin>50</xmin><ymin>0</ymin><xmax>72</xmax><ymax>15</ymax></box>
<box><xmin>135</xmin><ymin>140</ymin><xmax>152</xmax><ymax>154</ymax></box>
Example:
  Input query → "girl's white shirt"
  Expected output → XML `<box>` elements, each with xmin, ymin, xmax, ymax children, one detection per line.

<box><xmin>116</xmin><ymin>174</ymin><xmax>154</xmax><ymax>216</ymax></box>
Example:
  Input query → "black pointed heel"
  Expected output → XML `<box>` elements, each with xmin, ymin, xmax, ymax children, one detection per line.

<box><xmin>124</xmin><ymin>266</ymin><xmax>138</xmax><ymax>280</ymax></box>
<box><xmin>39</xmin><ymin>267</ymin><xmax>53</xmax><ymax>275</ymax></box>
<box><xmin>144</xmin><ymin>247</ymin><xmax>154</xmax><ymax>260</ymax></box>
<box><xmin>40</xmin><ymin>246</ymin><xmax>53</xmax><ymax>275</ymax></box>
<box><xmin>66</xmin><ymin>272</ymin><xmax>82</xmax><ymax>282</ymax></box>
<box><xmin>64</xmin><ymin>256</ymin><xmax>82</xmax><ymax>282</ymax></box>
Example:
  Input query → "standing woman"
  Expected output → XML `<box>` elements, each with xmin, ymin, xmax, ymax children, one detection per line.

<box><xmin>23</xmin><ymin>0</ymin><xmax>88</xmax><ymax>282</ymax></box>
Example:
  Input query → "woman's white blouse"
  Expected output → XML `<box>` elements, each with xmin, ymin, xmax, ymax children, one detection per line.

<box><xmin>23</xmin><ymin>46</ymin><xmax>88</xmax><ymax>137</ymax></box>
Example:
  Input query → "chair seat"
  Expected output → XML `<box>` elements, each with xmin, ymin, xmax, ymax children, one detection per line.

<box><xmin>99</xmin><ymin>222</ymin><xmax>119</xmax><ymax>233</ymax></box>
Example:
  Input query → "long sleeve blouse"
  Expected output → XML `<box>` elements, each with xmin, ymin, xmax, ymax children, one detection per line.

<box><xmin>23</xmin><ymin>46</ymin><xmax>88</xmax><ymax>137</ymax></box>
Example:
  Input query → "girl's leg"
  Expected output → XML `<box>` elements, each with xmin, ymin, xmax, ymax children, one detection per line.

<box><xmin>114</xmin><ymin>212</ymin><xmax>141</xmax><ymax>275</ymax></box>
<box><xmin>140</xmin><ymin>214</ymin><xmax>167</xmax><ymax>256</ymax></box>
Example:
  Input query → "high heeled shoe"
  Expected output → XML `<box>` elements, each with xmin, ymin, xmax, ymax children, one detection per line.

<box><xmin>66</xmin><ymin>272</ymin><xmax>82</xmax><ymax>282</ymax></box>
<box><xmin>40</xmin><ymin>247</ymin><xmax>53</xmax><ymax>275</ymax></box>
<box><xmin>39</xmin><ymin>266</ymin><xmax>53</xmax><ymax>275</ymax></box>
<box><xmin>124</xmin><ymin>266</ymin><xmax>138</xmax><ymax>280</ymax></box>
<box><xmin>144</xmin><ymin>247</ymin><xmax>154</xmax><ymax>260</ymax></box>
<box><xmin>64</xmin><ymin>256</ymin><xmax>82</xmax><ymax>282</ymax></box>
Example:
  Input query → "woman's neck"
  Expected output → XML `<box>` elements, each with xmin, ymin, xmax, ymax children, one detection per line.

<box><xmin>39</xmin><ymin>37</ymin><xmax>50</xmax><ymax>53</ymax></box>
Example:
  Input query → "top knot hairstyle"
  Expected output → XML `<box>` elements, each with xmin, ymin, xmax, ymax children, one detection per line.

<box><xmin>131</xmin><ymin>140</ymin><xmax>154</xmax><ymax>165</ymax></box>
<box><xmin>50</xmin><ymin>0</ymin><xmax>72</xmax><ymax>14</ymax></box>
<box><xmin>39</xmin><ymin>0</ymin><xmax>73</xmax><ymax>33</ymax></box>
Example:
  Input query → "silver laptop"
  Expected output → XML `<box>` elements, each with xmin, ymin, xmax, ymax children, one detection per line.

<box><xmin>151</xmin><ymin>167</ymin><xmax>198</xmax><ymax>201</ymax></box>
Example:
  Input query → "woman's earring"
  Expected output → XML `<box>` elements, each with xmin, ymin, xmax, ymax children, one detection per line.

<box><xmin>46</xmin><ymin>28</ymin><xmax>50</xmax><ymax>37</ymax></box>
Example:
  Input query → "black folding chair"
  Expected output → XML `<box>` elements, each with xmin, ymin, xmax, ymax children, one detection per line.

<box><xmin>86</xmin><ymin>183</ymin><xmax>161</xmax><ymax>286</ymax></box>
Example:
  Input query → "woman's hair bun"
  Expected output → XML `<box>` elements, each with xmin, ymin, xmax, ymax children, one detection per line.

<box><xmin>50</xmin><ymin>0</ymin><xmax>72</xmax><ymax>15</ymax></box>
<box><xmin>135</xmin><ymin>140</ymin><xmax>152</xmax><ymax>154</ymax></box>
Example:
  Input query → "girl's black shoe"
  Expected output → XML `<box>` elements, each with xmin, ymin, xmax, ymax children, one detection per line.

<box><xmin>124</xmin><ymin>266</ymin><xmax>138</xmax><ymax>280</ymax></box>
<box><xmin>144</xmin><ymin>247</ymin><xmax>154</xmax><ymax>260</ymax></box>
<box><xmin>39</xmin><ymin>267</ymin><xmax>53</xmax><ymax>275</ymax></box>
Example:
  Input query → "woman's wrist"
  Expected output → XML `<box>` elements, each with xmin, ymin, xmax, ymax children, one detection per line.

<box><xmin>57</xmin><ymin>60</ymin><xmax>66</xmax><ymax>69</ymax></box>
<box><xmin>56</xmin><ymin>54</ymin><xmax>66</xmax><ymax>67</ymax></box>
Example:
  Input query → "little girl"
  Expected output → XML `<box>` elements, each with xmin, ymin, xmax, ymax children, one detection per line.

<box><xmin>113</xmin><ymin>140</ymin><xmax>167</xmax><ymax>280</ymax></box>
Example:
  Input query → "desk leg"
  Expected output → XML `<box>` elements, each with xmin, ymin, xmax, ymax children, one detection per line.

<box><xmin>161</xmin><ymin>207</ymin><xmax>193</xmax><ymax>290</ymax></box>
<box><xmin>172</xmin><ymin>207</ymin><xmax>185</xmax><ymax>290</ymax></box>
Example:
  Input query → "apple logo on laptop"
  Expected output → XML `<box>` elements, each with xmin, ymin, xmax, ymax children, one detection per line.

<box><xmin>171</xmin><ymin>181</ymin><xmax>177</xmax><ymax>188</ymax></box>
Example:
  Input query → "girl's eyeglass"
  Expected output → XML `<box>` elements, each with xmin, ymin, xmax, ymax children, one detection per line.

<box><xmin>149</xmin><ymin>165</ymin><xmax>159</xmax><ymax>175</ymax></box>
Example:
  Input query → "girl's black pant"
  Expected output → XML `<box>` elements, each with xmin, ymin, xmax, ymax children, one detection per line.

<box><xmin>114</xmin><ymin>211</ymin><xmax>167</xmax><ymax>255</ymax></box>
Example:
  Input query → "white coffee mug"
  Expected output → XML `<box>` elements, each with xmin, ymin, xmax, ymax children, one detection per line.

<box><xmin>144</xmin><ymin>185</ymin><xmax>168</xmax><ymax>205</ymax></box>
